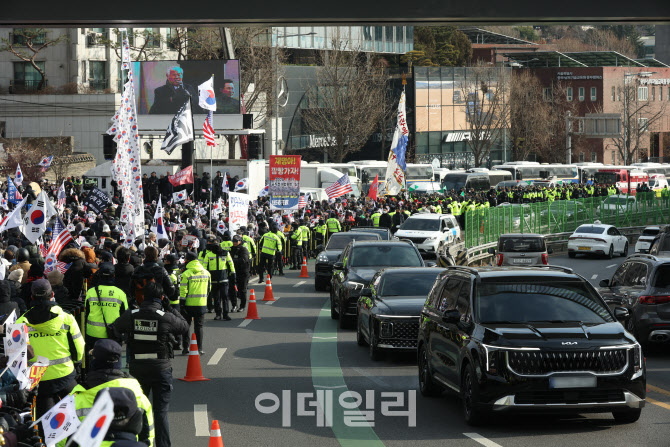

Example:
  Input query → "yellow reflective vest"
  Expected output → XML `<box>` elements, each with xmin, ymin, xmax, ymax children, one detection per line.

<box><xmin>85</xmin><ymin>285</ymin><xmax>128</xmax><ymax>339</ymax></box>
<box><xmin>260</xmin><ymin>231</ymin><xmax>283</xmax><ymax>255</ymax></box>
<box><xmin>180</xmin><ymin>260</ymin><xmax>211</xmax><ymax>307</ymax></box>
<box><xmin>326</xmin><ymin>218</ymin><xmax>341</xmax><ymax>233</ymax></box>
<box><xmin>18</xmin><ymin>305</ymin><xmax>85</xmax><ymax>382</ymax></box>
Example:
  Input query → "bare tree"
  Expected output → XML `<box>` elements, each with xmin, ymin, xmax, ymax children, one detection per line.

<box><xmin>302</xmin><ymin>41</ymin><xmax>388</xmax><ymax>162</ymax></box>
<box><xmin>508</xmin><ymin>70</ymin><xmax>551</xmax><ymax>161</ymax></box>
<box><xmin>0</xmin><ymin>28</ymin><xmax>67</xmax><ymax>91</ymax></box>
<box><xmin>458</xmin><ymin>64</ymin><xmax>509</xmax><ymax>167</ymax></box>
<box><xmin>611</xmin><ymin>80</ymin><xmax>667</xmax><ymax>164</ymax></box>
<box><xmin>101</xmin><ymin>28</ymin><xmax>165</xmax><ymax>61</ymax></box>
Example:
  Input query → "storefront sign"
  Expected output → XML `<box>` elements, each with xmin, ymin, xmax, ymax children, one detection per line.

<box><xmin>639</xmin><ymin>78</ymin><xmax>670</xmax><ymax>85</ymax></box>
<box><xmin>557</xmin><ymin>72</ymin><xmax>603</xmax><ymax>80</ymax></box>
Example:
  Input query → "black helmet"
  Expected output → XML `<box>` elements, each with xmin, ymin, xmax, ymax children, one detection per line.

<box><xmin>16</xmin><ymin>248</ymin><xmax>29</xmax><ymax>263</ymax></box>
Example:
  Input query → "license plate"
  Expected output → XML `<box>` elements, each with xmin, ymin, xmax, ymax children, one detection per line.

<box><xmin>578</xmin><ymin>246</ymin><xmax>591</xmax><ymax>251</ymax></box>
<box><xmin>513</xmin><ymin>258</ymin><xmax>533</xmax><ymax>264</ymax></box>
<box><xmin>549</xmin><ymin>376</ymin><xmax>597</xmax><ymax>389</ymax></box>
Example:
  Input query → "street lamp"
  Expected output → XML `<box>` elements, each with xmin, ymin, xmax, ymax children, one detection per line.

<box><xmin>273</xmin><ymin>30</ymin><xmax>316</xmax><ymax>157</ymax></box>
<box><xmin>623</xmin><ymin>71</ymin><xmax>656</xmax><ymax>164</ymax></box>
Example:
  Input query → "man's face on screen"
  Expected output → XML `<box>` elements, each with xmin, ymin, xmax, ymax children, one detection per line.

<box><xmin>167</xmin><ymin>69</ymin><xmax>182</xmax><ymax>87</ymax></box>
<box><xmin>222</xmin><ymin>83</ymin><xmax>234</xmax><ymax>97</ymax></box>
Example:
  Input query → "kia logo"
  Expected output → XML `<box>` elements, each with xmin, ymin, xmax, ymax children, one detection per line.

<box><xmin>562</xmin><ymin>342</ymin><xmax>578</xmax><ymax>345</ymax></box>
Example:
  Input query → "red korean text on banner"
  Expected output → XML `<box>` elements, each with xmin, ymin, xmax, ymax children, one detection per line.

<box><xmin>269</xmin><ymin>155</ymin><xmax>301</xmax><ymax>211</ymax></box>
<box><xmin>168</xmin><ymin>166</ymin><xmax>194</xmax><ymax>187</ymax></box>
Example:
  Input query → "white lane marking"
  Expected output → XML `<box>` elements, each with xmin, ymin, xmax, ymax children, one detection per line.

<box><xmin>239</xmin><ymin>319</ymin><xmax>253</xmax><ymax>328</ymax></box>
<box><xmin>591</xmin><ymin>274</ymin><xmax>598</xmax><ymax>280</ymax></box>
<box><xmin>351</xmin><ymin>366</ymin><xmax>389</xmax><ymax>388</ymax></box>
<box><xmin>293</xmin><ymin>281</ymin><xmax>306</xmax><ymax>288</ymax></box>
<box><xmin>464</xmin><ymin>433</ymin><xmax>503</xmax><ymax>447</ymax></box>
<box><xmin>607</xmin><ymin>264</ymin><xmax>617</xmax><ymax>268</ymax></box>
<box><xmin>208</xmin><ymin>348</ymin><xmax>227</xmax><ymax>366</ymax></box>
<box><xmin>194</xmin><ymin>404</ymin><xmax>209</xmax><ymax>436</ymax></box>
<box><xmin>313</xmin><ymin>336</ymin><xmax>337</xmax><ymax>340</ymax></box>
<box><xmin>264</xmin><ymin>296</ymin><xmax>280</xmax><ymax>305</ymax></box>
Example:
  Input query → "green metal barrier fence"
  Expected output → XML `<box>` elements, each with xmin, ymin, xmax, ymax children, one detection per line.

<box><xmin>464</xmin><ymin>192</ymin><xmax>670</xmax><ymax>247</ymax></box>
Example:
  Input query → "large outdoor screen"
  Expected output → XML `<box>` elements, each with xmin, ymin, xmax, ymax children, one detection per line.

<box><xmin>133</xmin><ymin>60</ymin><xmax>241</xmax><ymax>115</ymax></box>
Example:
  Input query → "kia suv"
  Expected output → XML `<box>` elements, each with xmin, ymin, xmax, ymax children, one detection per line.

<box><xmin>418</xmin><ymin>265</ymin><xmax>645</xmax><ymax>426</ymax></box>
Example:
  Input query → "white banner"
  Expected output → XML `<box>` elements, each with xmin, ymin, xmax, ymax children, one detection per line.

<box><xmin>228</xmin><ymin>192</ymin><xmax>249</xmax><ymax>233</ymax></box>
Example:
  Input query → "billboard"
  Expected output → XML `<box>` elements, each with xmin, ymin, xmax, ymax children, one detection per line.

<box><xmin>269</xmin><ymin>155</ymin><xmax>301</xmax><ymax>211</ymax></box>
<box><xmin>133</xmin><ymin>60</ymin><xmax>240</xmax><ymax>115</ymax></box>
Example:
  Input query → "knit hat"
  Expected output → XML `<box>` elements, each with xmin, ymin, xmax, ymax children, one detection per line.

<box><xmin>47</xmin><ymin>270</ymin><xmax>64</xmax><ymax>287</ymax></box>
<box><xmin>8</xmin><ymin>269</ymin><xmax>23</xmax><ymax>283</ymax></box>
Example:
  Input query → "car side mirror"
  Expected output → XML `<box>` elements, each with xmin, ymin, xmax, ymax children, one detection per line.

<box><xmin>333</xmin><ymin>262</ymin><xmax>344</xmax><ymax>270</ymax></box>
<box><xmin>614</xmin><ymin>307</ymin><xmax>630</xmax><ymax>321</ymax></box>
<box><xmin>599</xmin><ymin>279</ymin><xmax>610</xmax><ymax>287</ymax></box>
<box><xmin>442</xmin><ymin>309</ymin><xmax>460</xmax><ymax>323</ymax></box>
<box><xmin>547</xmin><ymin>247</ymin><xmax>553</xmax><ymax>254</ymax></box>
<box><xmin>316</xmin><ymin>244</ymin><xmax>323</xmax><ymax>252</ymax></box>
<box><xmin>425</xmin><ymin>261</ymin><xmax>437</xmax><ymax>267</ymax></box>
<box><xmin>360</xmin><ymin>288</ymin><xmax>372</xmax><ymax>297</ymax></box>
<box><xmin>488</xmin><ymin>247</ymin><xmax>496</xmax><ymax>255</ymax></box>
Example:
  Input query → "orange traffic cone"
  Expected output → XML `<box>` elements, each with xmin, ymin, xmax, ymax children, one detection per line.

<box><xmin>299</xmin><ymin>256</ymin><xmax>310</xmax><ymax>278</ymax></box>
<box><xmin>179</xmin><ymin>333</ymin><xmax>210</xmax><ymax>382</ymax></box>
<box><xmin>208</xmin><ymin>420</ymin><xmax>224</xmax><ymax>447</ymax></box>
<box><xmin>245</xmin><ymin>289</ymin><xmax>260</xmax><ymax>320</ymax></box>
<box><xmin>262</xmin><ymin>274</ymin><xmax>275</xmax><ymax>301</ymax></box>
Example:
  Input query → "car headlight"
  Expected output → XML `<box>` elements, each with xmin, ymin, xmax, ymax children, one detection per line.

<box><xmin>426</xmin><ymin>236</ymin><xmax>438</xmax><ymax>241</ymax></box>
<box><xmin>317</xmin><ymin>254</ymin><xmax>329</xmax><ymax>263</ymax></box>
<box><xmin>347</xmin><ymin>281</ymin><xmax>365</xmax><ymax>294</ymax></box>
<box><xmin>632</xmin><ymin>342</ymin><xmax>643</xmax><ymax>380</ymax></box>
<box><xmin>481</xmin><ymin>344</ymin><xmax>503</xmax><ymax>375</ymax></box>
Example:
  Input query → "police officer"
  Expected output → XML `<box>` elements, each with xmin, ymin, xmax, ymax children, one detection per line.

<box><xmin>274</xmin><ymin>226</ymin><xmax>286</xmax><ymax>276</ymax></box>
<box><xmin>200</xmin><ymin>235</ymin><xmax>235</xmax><ymax>321</ymax></box>
<box><xmin>290</xmin><ymin>222</ymin><xmax>304</xmax><ymax>269</ymax></box>
<box><xmin>326</xmin><ymin>212</ymin><xmax>341</xmax><ymax>235</ymax></box>
<box><xmin>17</xmin><ymin>279</ymin><xmax>85</xmax><ymax>417</ymax></box>
<box><xmin>113</xmin><ymin>282</ymin><xmax>188</xmax><ymax>447</ymax></box>
<box><xmin>99</xmin><ymin>387</ymin><xmax>153</xmax><ymax>447</ymax></box>
<box><xmin>371</xmin><ymin>209</ymin><xmax>382</xmax><ymax>227</ymax></box>
<box><xmin>299</xmin><ymin>219</ymin><xmax>310</xmax><ymax>259</ymax></box>
<box><xmin>179</xmin><ymin>251</ymin><xmax>211</xmax><ymax>354</ymax></box>
<box><xmin>66</xmin><ymin>340</ymin><xmax>154</xmax><ymax>446</ymax></box>
<box><xmin>230</xmin><ymin>235</ymin><xmax>250</xmax><ymax>312</ymax></box>
<box><xmin>258</xmin><ymin>224</ymin><xmax>282</xmax><ymax>283</ymax></box>
<box><xmin>219</xmin><ymin>231</ymin><xmax>233</xmax><ymax>254</ymax></box>
<box><xmin>163</xmin><ymin>254</ymin><xmax>180</xmax><ymax>311</ymax></box>
<box><xmin>84</xmin><ymin>262</ymin><xmax>128</xmax><ymax>351</ymax></box>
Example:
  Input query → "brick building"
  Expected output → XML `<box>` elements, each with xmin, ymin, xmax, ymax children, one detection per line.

<box><xmin>505</xmin><ymin>51</ymin><xmax>670</xmax><ymax>164</ymax></box>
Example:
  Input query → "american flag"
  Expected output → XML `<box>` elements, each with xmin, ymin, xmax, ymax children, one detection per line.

<box><xmin>44</xmin><ymin>253</ymin><xmax>72</xmax><ymax>274</ymax></box>
<box><xmin>39</xmin><ymin>239</ymin><xmax>49</xmax><ymax>257</ymax></box>
<box><xmin>57</xmin><ymin>181</ymin><xmax>66</xmax><ymax>209</ymax></box>
<box><xmin>325</xmin><ymin>174</ymin><xmax>353</xmax><ymax>199</ymax></box>
<box><xmin>47</xmin><ymin>216</ymin><xmax>75</xmax><ymax>257</ymax></box>
<box><xmin>39</xmin><ymin>155</ymin><xmax>53</xmax><ymax>172</ymax></box>
<box><xmin>203</xmin><ymin>111</ymin><xmax>216</xmax><ymax>147</ymax></box>
<box><xmin>298</xmin><ymin>195</ymin><xmax>307</xmax><ymax>209</ymax></box>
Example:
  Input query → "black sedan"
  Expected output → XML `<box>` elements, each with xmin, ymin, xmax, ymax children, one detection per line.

<box><xmin>357</xmin><ymin>267</ymin><xmax>445</xmax><ymax>360</ymax></box>
<box><xmin>314</xmin><ymin>232</ymin><xmax>381</xmax><ymax>291</ymax></box>
<box><xmin>331</xmin><ymin>241</ymin><xmax>426</xmax><ymax>329</ymax></box>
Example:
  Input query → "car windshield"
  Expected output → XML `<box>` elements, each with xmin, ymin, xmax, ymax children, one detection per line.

<box><xmin>379</xmin><ymin>271</ymin><xmax>442</xmax><ymax>297</ymax></box>
<box><xmin>476</xmin><ymin>280</ymin><xmax>614</xmax><ymax>324</ymax></box>
<box><xmin>350</xmin><ymin>245</ymin><xmax>422</xmax><ymax>267</ymax></box>
<box><xmin>354</xmin><ymin>228</ymin><xmax>389</xmax><ymax>240</ymax></box>
<box><xmin>642</xmin><ymin>228</ymin><xmax>661</xmax><ymax>236</ymax></box>
<box><xmin>575</xmin><ymin>225</ymin><xmax>605</xmax><ymax>234</ymax></box>
<box><xmin>400</xmin><ymin>219</ymin><xmax>440</xmax><ymax>231</ymax></box>
<box><xmin>498</xmin><ymin>237</ymin><xmax>546</xmax><ymax>252</ymax></box>
<box><xmin>326</xmin><ymin>233</ymin><xmax>379</xmax><ymax>250</ymax></box>
<box><xmin>442</xmin><ymin>174</ymin><xmax>468</xmax><ymax>191</ymax></box>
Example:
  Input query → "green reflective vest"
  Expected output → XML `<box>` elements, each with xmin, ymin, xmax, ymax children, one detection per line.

<box><xmin>260</xmin><ymin>232</ymin><xmax>282</xmax><ymax>255</ymax></box>
<box><xmin>85</xmin><ymin>285</ymin><xmax>128</xmax><ymax>339</ymax></box>
<box><xmin>371</xmin><ymin>213</ymin><xmax>381</xmax><ymax>227</ymax></box>
<box><xmin>64</xmin><ymin>378</ymin><xmax>155</xmax><ymax>447</ymax></box>
<box><xmin>199</xmin><ymin>249</ymin><xmax>235</xmax><ymax>284</ymax></box>
<box><xmin>169</xmin><ymin>272</ymin><xmax>179</xmax><ymax>305</ymax></box>
<box><xmin>18</xmin><ymin>306</ymin><xmax>85</xmax><ymax>382</ymax></box>
<box><xmin>291</xmin><ymin>227</ymin><xmax>303</xmax><ymax>246</ymax></box>
<box><xmin>299</xmin><ymin>225</ymin><xmax>310</xmax><ymax>243</ymax></box>
<box><xmin>219</xmin><ymin>240</ymin><xmax>233</xmax><ymax>253</ymax></box>
<box><xmin>326</xmin><ymin>218</ymin><xmax>341</xmax><ymax>233</ymax></box>
<box><xmin>180</xmin><ymin>260</ymin><xmax>211</xmax><ymax>307</ymax></box>
<box><xmin>242</xmin><ymin>235</ymin><xmax>256</xmax><ymax>256</ymax></box>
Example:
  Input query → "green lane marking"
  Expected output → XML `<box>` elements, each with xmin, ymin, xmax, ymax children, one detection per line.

<box><xmin>311</xmin><ymin>303</ymin><xmax>386</xmax><ymax>447</ymax></box>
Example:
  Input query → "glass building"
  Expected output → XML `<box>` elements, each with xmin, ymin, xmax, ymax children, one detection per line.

<box><xmin>273</xmin><ymin>26</ymin><xmax>413</xmax><ymax>54</ymax></box>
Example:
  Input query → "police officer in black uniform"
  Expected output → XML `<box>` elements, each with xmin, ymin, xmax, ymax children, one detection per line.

<box><xmin>112</xmin><ymin>282</ymin><xmax>188</xmax><ymax>447</ymax></box>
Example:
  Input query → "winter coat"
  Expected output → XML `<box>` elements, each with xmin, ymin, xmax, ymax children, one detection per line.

<box><xmin>9</xmin><ymin>261</ymin><xmax>31</xmax><ymax>284</ymax></box>
<box><xmin>60</xmin><ymin>248</ymin><xmax>92</xmax><ymax>302</ymax></box>
<box><xmin>0</xmin><ymin>281</ymin><xmax>19</xmax><ymax>321</ymax></box>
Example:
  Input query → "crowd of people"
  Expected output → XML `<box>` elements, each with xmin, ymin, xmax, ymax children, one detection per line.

<box><xmin>0</xmin><ymin>170</ymin><xmax>665</xmax><ymax>446</ymax></box>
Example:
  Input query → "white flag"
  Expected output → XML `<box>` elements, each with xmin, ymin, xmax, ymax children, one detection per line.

<box><xmin>41</xmin><ymin>395</ymin><xmax>81</xmax><ymax>447</ymax></box>
<box><xmin>234</xmin><ymin>178</ymin><xmax>248</xmax><ymax>192</ymax></box>
<box><xmin>150</xmin><ymin>197</ymin><xmax>169</xmax><ymax>241</ymax></box>
<box><xmin>22</xmin><ymin>191</ymin><xmax>58</xmax><ymax>244</ymax></box>
<box><xmin>198</xmin><ymin>76</ymin><xmax>217</xmax><ymax>112</ymax></box>
<box><xmin>384</xmin><ymin>91</ymin><xmax>408</xmax><ymax>196</ymax></box>
<box><xmin>0</xmin><ymin>197</ymin><xmax>27</xmax><ymax>233</ymax></box>
<box><xmin>160</xmin><ymin>100</ymin><xmax>194</xmax><ymax>155</ymax></box>
<box><xmin>70</xmin><ymin>388</ymin><xmax>114</xmax><ymax>447</ymax></box>
<box><xmin>14</xmin><ymin>164</ymin><xmax>23</xmax><ymax>186</ymax></box>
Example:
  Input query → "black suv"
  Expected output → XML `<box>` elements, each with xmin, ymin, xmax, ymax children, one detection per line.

<box><xmin>648</xmin><ymin>227</ymin><xmax>670</xmax><ymax>257</ymax></box>
<box><xmin>418</xmin><ymin>266</ymin><xmax>645</xmax><ymax>425</ymax></box>
<box><xmin>331</xmin><ymin>241</ymin><xmax>425</xmax><ymax>329</ymax></box>
<box><xmin>599</xmin><ymin>253</ymin><xmax>670</xmax><ymax>350</ymax></box>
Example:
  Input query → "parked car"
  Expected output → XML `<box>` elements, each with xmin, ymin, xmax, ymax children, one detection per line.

<box><xmin>635</xmin><ymin>226</ymin><xmax>662</xmax><ymax>253</ymax></box>
<box><xmin>599</xmin><ymin>253</ymin><xmax>670</xmax><ymax>350</ymax></box>
<box><xmin>599</xmin><ymin>194</ymin><xmax>636</xmax><ymax>214</ymax></box>
<box><xmin>489</xmin><ymin>233</ymin><xmax>551</xmax><ymax>266</ymax></box>
<box><xmin>567</xmin><ymin>222</ymin><xmax>628</xmax><ymax>259</ymax></box>
<box><xmin>314</xmin><ymin>232</ymin><xmax>381</xmax><ymax>291</ymax></box>
<box><xmin>418</xmin><ymin>265</ymin><xmax>644</xmax><ymax>425</ymax></box>
<box><xmin>330</xmin><ymin>241</ymin><xmax>426</xmax><ymax>328</ymax></box>
<box><xmin>647</xmin><ymin>227</ymin><xmax>670</xmax><ymax>257</ymax></box>
<box><xmin>357</xmin><ymin>267</ymin><xmax>445</xmax><ymax>360</ymax></box>
<box><xmin>540</xmin><ymin>200</ymin><xmax>588</xmax><ymax>222</ymax></box>
<box><xmin>348</xmin><ymin>226</ymin><xmax>393</xmax><ymax>240</ymax></box>
<box><xmin>395</xmin><ymin>214</ymin><xmax>461</xmax><ymax>257</ymax></box>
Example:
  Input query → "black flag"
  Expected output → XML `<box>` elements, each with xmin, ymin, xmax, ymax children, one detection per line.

<box><xmin>160</xmin><ymin>99</ymin><xmax>194</xmax><ymax>155</ymax></box>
